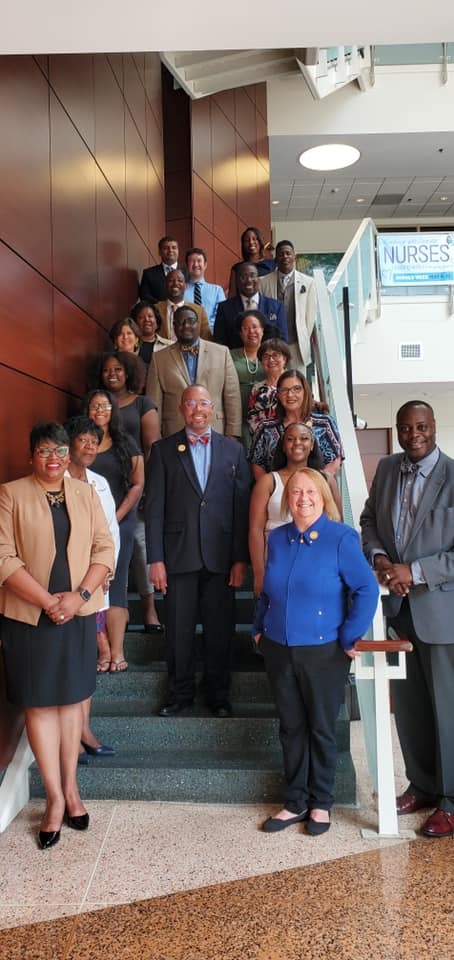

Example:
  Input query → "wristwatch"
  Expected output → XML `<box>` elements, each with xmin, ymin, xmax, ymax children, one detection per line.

<box><xmin>79</xmin><ymin>587</ymin><xmax>92</xmax><ymax>602</ymax></box>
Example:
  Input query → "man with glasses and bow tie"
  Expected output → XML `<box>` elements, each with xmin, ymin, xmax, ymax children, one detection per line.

<box><xmin>360</xmin><ymin>401</ymin><xmax>454</xmax><ymax>839</ymax></box>
<box><xmin>146</xmin><ymin>305</ymin><xmax>242</xmax><ymax>439</ymax></box>
<box><xmin>145</xmin><ymin>385</ymin><xmax>250</xmax><ymax>717</ymax></box>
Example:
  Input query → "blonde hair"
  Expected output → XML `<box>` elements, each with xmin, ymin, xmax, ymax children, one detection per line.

<box><xmin>281</xmin><ymin>467</ymin><xmax>340</xmax><ymax>522</ymax></box>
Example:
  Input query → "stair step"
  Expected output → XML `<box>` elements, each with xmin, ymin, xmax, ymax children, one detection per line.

<box><xmin>29</xmin><ymin>749</ymin><xmax>355</xmax><ymax>804</ymax></box>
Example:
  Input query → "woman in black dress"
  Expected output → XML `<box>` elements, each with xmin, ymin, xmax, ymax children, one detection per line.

<box><xmin>0</xmin><ymin>422</ymin><xmax>114</xmax><ymax>849</ymax></box>
<box><xmin>83</xmin><ymin>390</ymin><xmax>144</xmax><ymax>671</ymax></box>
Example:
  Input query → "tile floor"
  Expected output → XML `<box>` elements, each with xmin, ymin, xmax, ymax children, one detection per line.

<box><xmin>0</xmin><ymin>721</ymin><xmax>452</xmax><ymax>959</ymax></box>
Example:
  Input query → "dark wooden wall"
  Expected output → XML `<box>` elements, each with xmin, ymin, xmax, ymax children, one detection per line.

<box><xmin>0</xmin><ymin>52</ymin><xmax>165</xmax><ymax>483</ymax></box>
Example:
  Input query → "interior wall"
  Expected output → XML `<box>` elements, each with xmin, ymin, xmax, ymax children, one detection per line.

<box><xmin>191</xmin><ymin>84</ymin><xmax>271</xmax><ymax>289</ymax></box>
<box><xmin>0</xmin><ymin>52</ymin><xmax>165</xmax><ymax>482</ymax></box>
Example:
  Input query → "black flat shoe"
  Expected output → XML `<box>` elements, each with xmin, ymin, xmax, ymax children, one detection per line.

<box><xmin>158</xmin><ymin>700</ymin><xmax>193</xmax><ymax>717</ymax></box>
<box><xmin>262</xmin><ymin>810</ymin><xmax>308</xmax><ymax>833</ymax></box>
<box><xmin>81</xmin><ymin>741</ymin><xmax>115</xmax><ymax>757</ymax></box>
<box><xmin>143</xmin><ymin>623</ymin><xmax>165</xmax><ymax>634</ymax></box>
<box><xmin>38</xmin><ymin>829</ymin><xmax>61</xmax><ymax>850</ymax></box>
<box><xmin>305</xmin><ymin>815</ymin><xmax>331</xmax><ymax>836</ymax></box>
<box><xmin>66</xmin><ymin>812</ymin><xmax>90</xmax><ymax>831</ymax></box>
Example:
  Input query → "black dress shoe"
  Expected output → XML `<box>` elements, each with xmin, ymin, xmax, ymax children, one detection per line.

<box><xmin>81</xmin><ymin>741</ymin><xmax>115</xmax><ymax>757</ymax></box>
<box><xmin>158</xmin><ymin>700</ymin><xmax>193</xmax><ymax>717</ymax></box>
<box><xmin>211</xmin><ymin>702</ymin><xmax>232</xmax><ymax>718</ymax></box>
<box><xmin>38</xmin><ymin>829</ymin><xmax>61</xmax><ymax>850</ymax></box>
<box><xmin>143</xmin><ymin>623</ymin><xmax>165</xmax><ymax>634</ymax></box>
<box><xmin>262</xmin><ymin>810</ymin><xmax>308</xmax><ymax>833</ymax></box>
<box><xmin>66</xmin><ymin>812</ymin><xmax>90</xmax><ymax>831</ymax></box>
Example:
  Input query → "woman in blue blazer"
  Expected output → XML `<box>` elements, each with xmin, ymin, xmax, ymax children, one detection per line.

<box><xmin>253</xmin><ymin>468</ymin><xmax>378</xmax><ymax>835</ymax></box>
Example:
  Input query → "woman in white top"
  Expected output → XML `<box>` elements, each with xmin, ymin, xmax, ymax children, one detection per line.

<box><xmin>249</xmin><ymin>423</ymin><xmax>341</xmax><ymax>596</ymax></box>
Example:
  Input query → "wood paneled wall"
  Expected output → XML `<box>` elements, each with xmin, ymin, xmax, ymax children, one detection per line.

<box><xmin>191</xmin><ymin>84</ymin><xmax>271</xmax><ymax>289</ymax></box>
<box><xmin>0</xmin><ymin>53</ymin><xmax>165</xmax><ymax>483</ymax></box>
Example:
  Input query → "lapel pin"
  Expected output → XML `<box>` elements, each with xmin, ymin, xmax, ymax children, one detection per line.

<box><xmin>309</xmin><ymin>531</ymin><xmax>319</xmax><ymax>540</ymax></box>
<box><xmin>177</xmin><ymin>444</ymin><xmax>186</xmax><ymax>452</ymax></box>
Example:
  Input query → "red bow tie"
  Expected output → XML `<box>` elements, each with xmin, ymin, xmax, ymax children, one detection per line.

<box><xmin>187</xmin><ymin>433</ymin><xmax>210</xmax><ymax>445</ymax></box>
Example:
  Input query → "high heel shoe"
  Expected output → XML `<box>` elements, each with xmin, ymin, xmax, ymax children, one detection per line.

<box><xmin>66</xmin><ymin>811</ymin><xmax>90</xmax><ymax>831</ymax></box>
<box><xmin>81</xmin><ymin>740</ymin><xmax>114</xmax><ymax>757</ymax></box>
<box><xmin>38</xmin><ymin>829</ymin><xmax>61</xmax><ymax>850</ymax></box>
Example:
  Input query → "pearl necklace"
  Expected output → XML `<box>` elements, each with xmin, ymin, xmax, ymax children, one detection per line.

<box><xmin>243</xmin><ymin>349</ymin><xmax>259</xmax><ymax>374</ymax></box>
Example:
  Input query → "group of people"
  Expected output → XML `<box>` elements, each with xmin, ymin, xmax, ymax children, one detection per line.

<box><xmin>1</xmin><ymin>220</ymin><xmax>452</xmax><ymax>849</ymax></box>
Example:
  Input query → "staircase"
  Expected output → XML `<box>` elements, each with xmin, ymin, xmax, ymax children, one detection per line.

<box><xmin>29</xmin><ymin>592</ymin><xmax>356</xmax><ymax>805</ymax></box>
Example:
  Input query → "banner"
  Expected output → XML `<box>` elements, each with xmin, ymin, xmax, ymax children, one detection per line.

<box><xmin>378</xmin><ymin>232</ymin><xmax>454</xmax><ymax>286</ymax></box>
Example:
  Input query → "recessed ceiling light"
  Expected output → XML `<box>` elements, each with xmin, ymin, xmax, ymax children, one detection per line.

<box><xmin>298</xmin><ymin>143</ymin><xmax>360</xmax><ymax>171</ymax></box>
<box><xmin>356</xmin><ymin>197</ymin><xmax>366</xmax><ymax>203</ymax></box>
<box><xmin>440</xmin><ymin>195</ymin><xmax>449</xmax><ymax>201</ymax></box>
<box><xmin>271</xmin><ymin>200</ymin><xmax>280</xmax><ymax>205</ymax></box>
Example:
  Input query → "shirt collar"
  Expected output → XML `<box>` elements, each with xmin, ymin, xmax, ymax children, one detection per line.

<box><xmin>402</xmin><ymin>446</ymin><xmax>439</xmax><ymax>478</ymax></box>
<box><xmin>286</xmin><ymin>512</ymin><xmax>329</xmax><ymax>544</ymax></box>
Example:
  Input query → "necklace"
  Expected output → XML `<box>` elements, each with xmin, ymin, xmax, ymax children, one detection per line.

<box><xmin>243</xmin><ymin>349</ymin><xmax>258</xmax><ymax>374</ymax></box>
<box><xmin>45</xmin><ymin>490</ymin><xmax>65</xmax><ymax>508</ymax></box>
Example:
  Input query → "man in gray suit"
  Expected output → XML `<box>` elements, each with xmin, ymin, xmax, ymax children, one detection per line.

<box><xmin>360</xmin><ymin>401</ymin><xmax>454</xmax><ymax>838</ymax></box>
<box><xmin>146</xmin><ymin>305</ymin><xmax>242</xmax><ymax>439</ymax></box>
<box><xmin>259</xmin><ymin>240</ymin><xmax>317</xmax><ymax>373</ymax></box>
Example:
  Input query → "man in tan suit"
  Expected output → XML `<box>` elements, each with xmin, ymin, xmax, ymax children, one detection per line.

<box><xmin>146</xmin><ymin>306</ymin><xmax>242</xmax><ymax>438</ymax></box>
<box><xmin>154</xmin><ymin>269</ymin><xmax>211</xmax><ymax>341</ymax></box>
<box><xmin>259</xmin><ymin>240</ymin><xmax>317</xmax><ymax>373</ymax></box>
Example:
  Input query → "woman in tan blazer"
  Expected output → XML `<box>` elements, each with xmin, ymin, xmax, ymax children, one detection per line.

<box><xmin>0</xmin><ymin>422</ymin><xmax>114</xmax><ymax>850</ymax></box>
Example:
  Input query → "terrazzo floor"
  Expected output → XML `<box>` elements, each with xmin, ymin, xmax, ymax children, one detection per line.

<box><xmin>1</xmin><ymin>721</ymin><xmax>452</xmax><ymax>960</ymax></box>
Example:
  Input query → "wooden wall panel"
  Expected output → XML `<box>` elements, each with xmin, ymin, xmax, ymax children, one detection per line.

<box><xmin>191</xmin><ymin>82</ymin><xmax>271</xmax><ymax>290</ymax></box>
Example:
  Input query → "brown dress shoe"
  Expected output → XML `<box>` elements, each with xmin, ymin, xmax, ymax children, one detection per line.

<box><xmin>421</xmin><ymin>809</ymin><xmax>454</xmax><ymax>838</ymax></box>
<box><xmin>396</xmin><ymin>791</ymin><xmax>435</xmax><ymax>815</ymax></box>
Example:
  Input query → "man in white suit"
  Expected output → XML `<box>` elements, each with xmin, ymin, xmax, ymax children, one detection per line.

<box><xmin>259</xmin><ymin>240</ymin><xmax>317</xmax><ymax>373</ymax></box>
<box><xmin>146</xmin><ymin>305</ymin><xmax>242</xmax><ymax>439</ymax></box>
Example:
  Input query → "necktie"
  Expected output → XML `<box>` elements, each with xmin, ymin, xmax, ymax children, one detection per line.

<box><xmin>246</xmin><ymin>298</ymin><xmax>254</xmax><ymax>309</ymax></box>
<box><xmin>187</xmin><ymin>433</ymin><xmax>210</xmax><ymax>445</ymax></box>
<box><xmin>396</xmin><ymin>460</ymin><xmax>419</xmax><ymax>551</ymax></box>
<box><xmin>194</xmin><ymin>283</ymin><xmax>202</xmax><ymax>306</ymax></box>
<box><xmin>180</xmin><ymin>345</ymin><xmax>199</xmax><ymax>356</ymax></box>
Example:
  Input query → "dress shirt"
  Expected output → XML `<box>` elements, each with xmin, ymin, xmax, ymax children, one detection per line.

<box><xmin>185</xmin><ymin>427</ymin><xmax>211</xmax><ymax>490</ymax></box>
<box><xmin>162</xmin><ymin>262</ymin><xmax>178</xmax><ymax>276</ymax></box>
<box><xmin>180</xmin><ymin>338</ymin><xmax>199</xmax><ymax>383</ymax></box>
<box><xmin>241</xmin><ymin>293</ymin><xmax>259</xmax><ymax>311</ymax></box>
<box><xmin>393</xmin><ymin>446</ymin><xmax>440</xmax><ymax>584</ymax></box>
<box><xmin>185</xmin><ymin>280</ymin><xmax>226</xmax><ymax>331</ymax></box>
<box><xmin>166</xmin><ymin>300</ymin><xmax>184</xmax><ymax>340</ymax></box>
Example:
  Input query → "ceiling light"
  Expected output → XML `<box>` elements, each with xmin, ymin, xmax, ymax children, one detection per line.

<box><xmin>440</xmin><ymin>195</ymin><xmax>449</xmax><ymax>201</ymax></box>
<box><xmin>298</xmin><ymin>143</ymin><xmax>360</xmax><ymax>171</ymax></box>
<box><xmin>271</xmin><ymin>199</ymin><xmax>280</xmax><ymax>205</ymax></box>
<box><xmin>356</xmin><ymin>197</ymin><xmax>366</xmax><ymax>203</ymax></box>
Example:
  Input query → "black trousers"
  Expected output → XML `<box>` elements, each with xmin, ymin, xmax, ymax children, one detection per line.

<box><xmin>261</xmin><ymin>635</ymin><xmax>350</xmax><ymax>812</ymax></box>
<box><xmin>165</xmin><ymin>568</ymin><xmax>233</xmax><ymax>705</ymax></box>
<box><xmin>389</xmin><ymin>601</ymin><xmax>454</xmax><ymax>812</ymax></box>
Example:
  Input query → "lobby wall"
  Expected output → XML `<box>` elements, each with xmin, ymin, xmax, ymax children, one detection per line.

<box><xmin>0</xmin><ymin>52</ymin><xmax>165</xmax><ymax>482</ymax></box>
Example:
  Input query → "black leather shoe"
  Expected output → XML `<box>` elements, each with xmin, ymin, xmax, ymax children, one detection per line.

<box><xmin>81</xmin><ymin>741</ymin><xmax>115</xmax><ymax>757</ymax></box>
<box><xmin>143</xmin><ymin>623</ymin><xmax>165</xmax><ymax>634</ymax></box>
<box><xmin>38</xmin><ymin>829</ymin><xmax>61</xmax><ymax>850</ymax></box>
<box><xmin>158</xmin><ymin>700</ymin><xmax>193</xmax><ymax>717</ymax></box>
<box><xmin>305</xmin><ymin>815</ymin><xmax>331</xmax><ymax>836</ymax></box>
<box><xmin>211</xmin><ymin>702</ymin><xmax>232</xmax><ymax>718</ymax></box>
<box><xmin>262</xmin><ymin>810</ymin><xmax>308</xmax><ymax>833</ymax></box>
<box><xmin>66</xmin><ymin>812</ymin><xmax>90</xmax><ymax>831</ymax></box>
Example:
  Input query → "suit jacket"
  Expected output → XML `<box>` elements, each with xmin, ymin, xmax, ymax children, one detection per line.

<box><xmin>259</xmin><ymin>269</ymin><xmax>317</xmax><ymax>367</ymax></box>
<box><xmin>145</xmin><ymin>429</ymin><xmax>250</xmax><ymax>574</ymax></box>
<box><xmin>213</xmin><ymin>295</ymin><xmax>288</xmax><ymax>349</ymax></box>
<box><xmin>360</xmin><ymin>450</ymin><xmax>454</xmax><ymax>643</ymax></box>
<box><xmin>153</xmin><ymin>300</ymin><xmax>211</xmax><ymax>341</ymax></box>
<box><xmin>146</xmin><ymin>340</ymin><xmax>242</xmax><ymax>438</ymax></box>
<box><xmin>0</xmin><ymin>475</ymin><xmax>115</xmax><ymax>625</ymax></box>
<box><xmin>139</xmin><ymin>263</ymin><xmax>187</xmax><ymax>303</ymax></box>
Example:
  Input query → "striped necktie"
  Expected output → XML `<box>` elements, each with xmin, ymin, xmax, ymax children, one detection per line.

<box><xmin>194</xmin><ymin>282</ymin><xmax>202</xmax><ymax>306</ymax></box>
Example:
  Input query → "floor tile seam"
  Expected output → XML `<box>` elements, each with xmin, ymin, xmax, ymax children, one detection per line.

<box><xmin>78</xmin><ymin>803</ymin><xmax>120</xmax><ymax>908</ymax></box>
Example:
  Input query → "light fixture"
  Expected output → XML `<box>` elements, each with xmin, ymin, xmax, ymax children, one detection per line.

<box><xmin>271</xmin><ymin>199</ymin><xmax>280</xmax><ymax>205</ymax></box>
<box><xmin>356</xmin><ymin>197</ymin><xmax>366</xmax><ymax>204</ymax></box>
<box><xmin>440</xmin><ymin>195</ymin><xmax>449</xmax><ymax>201</ymax></box>
<box><xmin>298</xmin><ymin>143</ymin><xmax>360</xmax><ymax>171</ymax></box>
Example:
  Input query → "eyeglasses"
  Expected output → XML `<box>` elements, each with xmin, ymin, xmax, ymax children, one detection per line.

<box><xmin>76</xmin><ymin>436</ymin><xmax>99</xmax><ymax>448</ymax></box>
<box><xmin>35</xmin><ymin>445</ymin><xmax>69</xmax><ymax>459</ymax></box>
<box><xmin>278</xmin><ymin>385</ymin><xmax>304</xmax><ymax>395</ymax></box>
<box><xmin>174</xmin><ymin>317</ymin><xmax>198</xmax><ymax>327</ymax></box>
<box><xmin>89</xmin><ymin>403</ymin><xmax>112</xmax><ymax>412</ymax></box>
<box><xmin>182</xmin><ymin>399</ymin><xmax>213</xmax><ymax>409</ymax></box>
<box><xmin>261</xmin><ymin>352</ymin><xmax>285</xmax><ymax>362</ymax></box>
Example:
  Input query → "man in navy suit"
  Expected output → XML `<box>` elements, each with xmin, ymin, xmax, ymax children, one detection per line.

<box><xmin>139</xmin><ymin>236</ymin><xmax>187</xmax><ymax>303</ymax></box>
<box><xmin>214</xmin><ymin>263</ymin><xmax>288</xmax><ymax>349</ymax></box>
<box><xmin>361</xmin><ymin>401</ymin><xmax>454</xmax><ymax>838</ymax></box>
<box><xmin>145</xmin><ymin>385</ymin><xmax>251</xmax><ymax>717</ymax></box>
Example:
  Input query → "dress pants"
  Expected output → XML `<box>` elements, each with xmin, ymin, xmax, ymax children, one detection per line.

<box><xmin>389</xmin><ymin>600</ymin><xmax>454</xmax><ymax>812</ymax></box>
<box><xmin>261</xmin><ymin>635</ymin><xmax>350</xmax><ymax>813</ymax></box>
<box><xmin>165</xmin><ymin>567</ymin><xmax>233</xmax><ymax>705</ymax></box>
